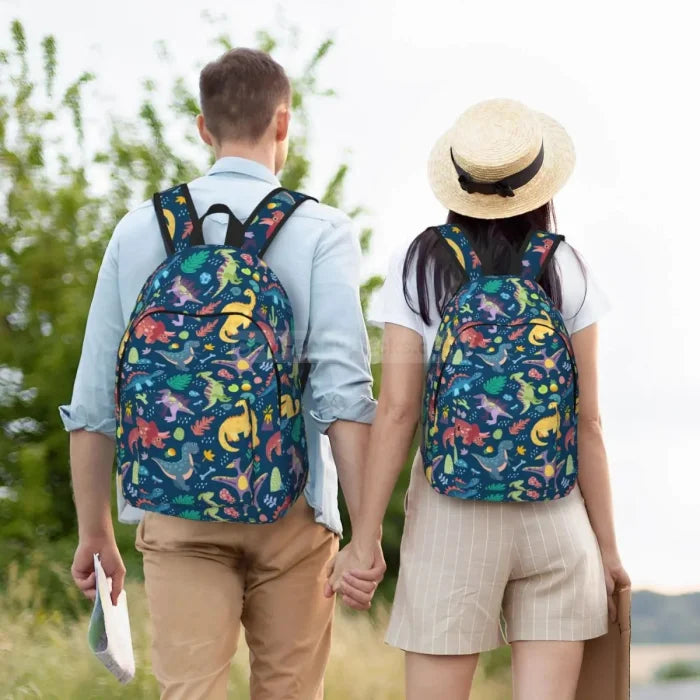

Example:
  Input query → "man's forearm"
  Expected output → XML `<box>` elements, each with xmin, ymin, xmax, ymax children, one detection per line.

<box><xmin>327</xmin><ymin>419</ymin><xmax>372</xmax><ymax>534</ymax></box>
<box><xmin>70</xmin><ymin>429</ymin><xmax>116</xmax><ymax>541</ymax></box>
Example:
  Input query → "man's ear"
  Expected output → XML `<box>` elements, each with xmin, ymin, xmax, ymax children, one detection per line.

<box><xmin>275</xmin><ymin>104</ymin><xmax>290</xmax><ymax>143</ymax></box>
<box><xmin>197</xmin><ymin>114</ymin><xmax>214</xmax><ymax>147</ymax></box>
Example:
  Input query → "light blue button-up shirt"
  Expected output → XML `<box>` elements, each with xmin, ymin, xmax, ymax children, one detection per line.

<box><xmin>59</xmin><ymin>157</ymin><xmax>376</xmax><ymax>534</ymax></box>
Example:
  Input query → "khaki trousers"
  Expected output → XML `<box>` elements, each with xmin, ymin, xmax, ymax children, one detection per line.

<box><xmin>135</xmin><ymin>496</ymin><xmax>339</xmax><ymax>700</ymax></box>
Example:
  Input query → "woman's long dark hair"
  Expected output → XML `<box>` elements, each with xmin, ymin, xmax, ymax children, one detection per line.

<box><xmin>403</xmin><ymin>202</ymin><xmax>571</xmax><ymax>324</ymax></box>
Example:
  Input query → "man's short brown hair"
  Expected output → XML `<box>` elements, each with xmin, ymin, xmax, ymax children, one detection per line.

<box><xmin>199</xmin><ymin>48</ymin><xmax>291</xmax><ymax>143</ymax></box>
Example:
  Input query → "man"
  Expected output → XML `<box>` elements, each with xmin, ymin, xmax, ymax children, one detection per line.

<box><xmin>61</xmin><ymin>48</ymin><xmax>384</xmax><ymax>699</ymax></box>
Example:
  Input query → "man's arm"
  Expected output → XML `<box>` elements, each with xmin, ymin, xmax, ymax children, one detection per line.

<box><xmin>304</xmin><ymin>215</ymin><xmax>377</xmax><ymax>527</ymax></box>
<box><xmin>61</xmin><ymin>232</ymin><xmax>127</xmax><ymax>605</ymax></box>
<box><xmin>70</xmin><ymin>430</ymin><xmax>124</xmax><ymax>606</ymax></box>
<box><xmin>304</xmin><ymin>216</ymin><xmax>384</xmax><ymax>606</ymax></box>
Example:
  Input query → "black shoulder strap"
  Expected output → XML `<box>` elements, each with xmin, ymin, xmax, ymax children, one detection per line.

<box><xmin>153</xmin><ymin>183</ymin><xmax>203</xmax><ymax>256</ymax></box>
<box><xmin>435</xmin><ymin>223</ymin><xmax>483</xmax><ymax>277</ymax></box>
<box><xmin>240</xmin><ymin>188</ymin><xmax>316</xmax><ymax>258</ymax></box>
<box><xmin>519</xmin><ymin>230</ymin><xmax>564</xmax><ymax>281</ymax></box>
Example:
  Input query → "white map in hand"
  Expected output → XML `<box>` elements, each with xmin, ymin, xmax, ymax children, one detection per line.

<box><xmin>87</xmin><ymin>553</ymin><xmax>135</xmax><ymax>684</ymax></box>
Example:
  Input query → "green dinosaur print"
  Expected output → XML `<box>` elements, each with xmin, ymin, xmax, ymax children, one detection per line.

<box><xmin>510</xmin><ymin>372</ymin><xmax>542</xmax><ymax>413</ymax></box>
<box><xmin>511</xmin><ymin>278</ymin><xmax>537</xmax><ymax>314</ymax></box>
<box><xmin>197</xmin><ymin>371</ymin><xmax>232</xmax><ymax>410</ymax></box>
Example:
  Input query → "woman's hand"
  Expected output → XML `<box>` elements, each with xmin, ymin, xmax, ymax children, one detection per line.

<box><xmin>325</xmin><ymin>540</ymin><xmax>385</xmax><ymax>611</ymax></box>
<box><xmin>601</xmin><ymin>549</ymin><xmax>631</xmax><ymax>622</ymax></box>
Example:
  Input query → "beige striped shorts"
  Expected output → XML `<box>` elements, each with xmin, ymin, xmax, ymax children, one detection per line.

<box><xmin>386</xmin><ymin>453</ymin><xmax>609</xmax><ymax>655</ymax></box>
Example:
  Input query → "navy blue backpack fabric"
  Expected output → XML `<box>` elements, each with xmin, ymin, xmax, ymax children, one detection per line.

<box><xmin>421</xmin><ymin>224</ymin><xmax>579</xmax><ymax>503</ymax></box>
<box><xmin>115</xmin><ymin>185</ymin><xmax>314</xmax><ymax>523</ymax></box>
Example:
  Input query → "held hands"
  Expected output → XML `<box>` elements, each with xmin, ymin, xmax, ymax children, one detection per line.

<box><xmin>324</xmin><ymin>539</ymin><xmax>386</xmax><ymax>611</ymax></box>
<box><xmin>71</xmin><ymin>536</ymin><xmax>126</xmax><ymax>607</ymax></box>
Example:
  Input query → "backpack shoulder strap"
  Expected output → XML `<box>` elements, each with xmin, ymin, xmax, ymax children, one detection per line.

<box><xmin>241</xmin><ymin>188</ymin><xmax>317</xmax><ymax>258</ymax></box>
<box><xmin>519</xmin><ymin>230</ymin><xmax>564</xmax><ymax>281</ymax></box>
<box><xmin>435</xmin><ymin>223</ymin><xmax>483</xmax><ymax>277</ymax></box>
<box><xmin>153</xmin><ymin>183</ymin><xmax>203</xmax><ymax>256</ymax></box>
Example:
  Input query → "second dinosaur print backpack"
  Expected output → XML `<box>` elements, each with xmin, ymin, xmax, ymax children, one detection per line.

<box><xmin>422</xmin><ymin>224</ymin><xmax>578</xmax><ymax>503</ymax></box>
<box><xmin>115</xmin><ymin>185</ymin><xmax>314</xmax><ymax>523</ymax></box>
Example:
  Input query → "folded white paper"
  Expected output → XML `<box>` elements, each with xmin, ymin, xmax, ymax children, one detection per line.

<box><xmin>87</xmin><ymin>553</ymin><xmax>135</xmax><ymax>684</ymax></box>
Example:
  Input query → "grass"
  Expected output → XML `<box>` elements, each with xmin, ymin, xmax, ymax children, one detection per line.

<box><xmin>0</xmin><ymin>562</ymin><xmax>512</xmax><ymax>699</ymax></box>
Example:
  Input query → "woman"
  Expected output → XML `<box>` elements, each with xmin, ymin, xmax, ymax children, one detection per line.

<box><xmin>328</xmin><ymin>99</ymin><xmax>630</xmax><ymax>699</ymax></box>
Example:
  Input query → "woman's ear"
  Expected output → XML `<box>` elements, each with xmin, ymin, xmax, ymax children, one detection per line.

<box><xmin>196</xmin><ymin>114</ymin><xmax>214</xmax><ymax>147</ymax></box>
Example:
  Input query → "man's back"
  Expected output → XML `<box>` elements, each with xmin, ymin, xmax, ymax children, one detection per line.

<box><xmin>63</xmin><ymin>156</ymin><xmax>374</xmax><ymax>533</ymax></box>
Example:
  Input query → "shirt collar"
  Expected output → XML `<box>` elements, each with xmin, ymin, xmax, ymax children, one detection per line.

<box><xmin>206</xmin><ymin>156</ymin><xmax>280</xmax><ymax>185</ymax></box>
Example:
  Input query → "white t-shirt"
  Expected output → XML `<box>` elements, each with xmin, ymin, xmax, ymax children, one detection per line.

<box><xmin>368</xmin><ymin>238</ymin><xmax>610</xmax><ymax>361</ymax></box>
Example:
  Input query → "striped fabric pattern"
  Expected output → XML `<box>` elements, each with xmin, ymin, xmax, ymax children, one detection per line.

<box><xmin>386</xmin><ymin>453</ymin><xmax>609</xmax><ymax>655</ymax></box>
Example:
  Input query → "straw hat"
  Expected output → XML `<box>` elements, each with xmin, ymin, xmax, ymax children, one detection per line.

<box><xmin>427</xmin><ymin>99</ymin><xmax>575</xmax><ymax>219</ymax></box>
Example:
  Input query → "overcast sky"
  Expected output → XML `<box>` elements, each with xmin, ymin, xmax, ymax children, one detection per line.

<box><xmin>2</xmin><ymin>0</ymin><xmax>697</xmax><ymax>593</ymax></box>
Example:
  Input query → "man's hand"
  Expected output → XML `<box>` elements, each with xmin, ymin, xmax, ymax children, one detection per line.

<box><xmin>324</xmin><ymin>539</ymin><xmax>386</xmax><ymax>611</ymax></box>
<box><xmin>72</xmin><ymin>536</ymin><xmax>126</xmax><ymax>606</ymax></box>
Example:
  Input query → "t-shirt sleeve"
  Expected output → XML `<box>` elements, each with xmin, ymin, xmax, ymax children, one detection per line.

<box><xmin>555</xmin><ymin>241</ymin><xmax>611</xmax><ymax>335</ymax></box>
<box><xmin>367</xmin><ymin>245</ymin><xmax>424</xmax><ymax>336</ymax></box>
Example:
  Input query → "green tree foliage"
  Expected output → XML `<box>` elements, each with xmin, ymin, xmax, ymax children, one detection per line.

<box><xmin>0</xmin><ymin>19</ymin><xmax>414</xmax><ymax>604</ymax></box>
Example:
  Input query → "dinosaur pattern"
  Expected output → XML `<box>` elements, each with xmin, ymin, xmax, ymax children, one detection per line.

<box><xmin>115</xmin><ymin>185</ymin><xmax>312</xmax><ymax>523</ymax></box>
<box><xmin>422</xmin><ymin>227</ymin><xmax>578</xmax><ymax>503</ymax></box>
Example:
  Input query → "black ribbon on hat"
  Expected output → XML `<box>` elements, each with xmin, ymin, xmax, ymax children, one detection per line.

<box><xmin>450</xmin><ymin>142</ymin><xmax>545</xmax><ymax>198</ymax></box>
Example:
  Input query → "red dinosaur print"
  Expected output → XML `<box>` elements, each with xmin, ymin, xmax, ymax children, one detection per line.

<box><xmin>272</xmin><ymin>494</ymin><xmax>293</xmax><ymax>520</ymax></box>
<box><xmin>459</xmin><ymin>327</ymin><xmax>488</xmax><ymax>349</ymax></box>
<box><xmin>128</xmin><ymin>417</ymin><xmax>170</xmax><ymax>452</ymax></box>
<box><xmin>564</xmin><ymin>426</ymin><xmax>575</xmax><ymax>449</ymax></box>
<box><xmin>257</xmin><ymin>321</ymin><xmax>279</xmax><ymax>353</ymax></box>
<box><xmin>266</xmin><ymin>431</ymin><xmax>282</xmax><ymax>461</ymax></box>
<box><xmin>442</xmin><ymin>419</ymin><xmax>490</xmax><ymax>448</ymax></box>
<box><xmin>134</xmin><ymin>316</ymin><xmax>175</xmax><ymax>344</ymax></box>
<box><xmin>533</xmin><ymin>238</ymin><xmax>554</xmax><ymax>264</ymax></box>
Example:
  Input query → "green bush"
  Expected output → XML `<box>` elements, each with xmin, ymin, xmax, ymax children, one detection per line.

<box><xmin>654</xmin><ymin>659</ymin><xmax>700</xmax><ymax>682</ymax></box>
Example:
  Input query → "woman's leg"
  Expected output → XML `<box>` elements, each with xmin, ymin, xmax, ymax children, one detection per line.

<box><xmin>511</xmin><ymin>640</ymin><xmax>584</xmax><ymax>700</ymax></box>
<box><xmin>405</xmin><ymin>652</ymin><xmax>480</xmax><ymax>700</ymax></box>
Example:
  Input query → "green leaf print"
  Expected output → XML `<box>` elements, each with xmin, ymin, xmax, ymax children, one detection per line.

<box><xmin>270</xmin><ymin>467</ymin><xmax>282</xmax><ymax>493</ymax></box>
<box><xmin>444</xmin><ymin>454</ymin><xmax>454</xmax><ymax>475</ymax></box>
<box><xmin>566</xmin><ymin>454</ymin><xmax>575</xmax><ymax>475</ymax></box>
<box><xmin>172</xmin><ymin>494</ymin><xmax>195</xmax><ymax>505</ymax></box>
<box><xmin>167</xmin><ymin>373</ymin><xmax>192</xmax><ymax>391</ymax></box>
<box><xmin>482</xmin><ymin>375</ymin><xmax>507</xmax><ymax>395</ymax></box>
<box><xmin>180</xmin><ymin>509</ymin><xmax>202</xmax><ymax>520</ymax></box>
<box><xmin>482</xmin><ymin>279</ymin><xmax>503</xmax><ymax>294</ymax></box>
<box><xmin>180</xmin><ymin>249</ymin><xmax>210</xmax><ymax>274</ymax></box>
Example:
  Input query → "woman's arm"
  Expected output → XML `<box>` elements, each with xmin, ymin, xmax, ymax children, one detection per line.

<box><xmin>572</xmin><ymin>322</ymin><xmax>631</xmax><ymax>618</ymax></box>
<box><xmin>327</xmin><ymin>323</ymin><xmax>425</xmax><ymax>598</ymax></box>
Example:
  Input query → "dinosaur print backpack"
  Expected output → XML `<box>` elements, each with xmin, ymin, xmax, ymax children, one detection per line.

<box><xmin>115</xmin><ymin>185</ymin><xmax>315</xmax><ymax>523</ymax></box>
<box><xmin>422</xmin><ymin>224</ymin><xmax>578</xmax><ymax>503</ymax></box>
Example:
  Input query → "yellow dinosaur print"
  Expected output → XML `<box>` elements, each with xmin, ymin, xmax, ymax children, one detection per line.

<box><xmin>530</xmin><ymin>401</ymin><xmax>561</xmax><ymax>446</ymax></box>
<box><xmin>528</xmin><ymin>309</ymin><xmax>555</xmax><ymax>346</ymax></box>
<box><xmin>280</xmin><ymin>394</ymin><xmax>300</xmax><ymax>419</ymax></box>
<box><xmin>218</xmin><ymin>399</ymin><xmax>260</xmax><ymax>452</ymax></box>
<box><xmin>441</xmin><ymin>327</ymin><xmax>455</xmax><ymax>362</ymax></box>
<box><xmin>219</xmin><ymin>289</ymin><xmax>257</xmax><ymax>341</ymax></box>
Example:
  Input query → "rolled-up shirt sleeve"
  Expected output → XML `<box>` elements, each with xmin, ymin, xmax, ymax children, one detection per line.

<box><xmin>58</xmin><ymin>231</ymin><xmax>126</xmax><ymax>437</ymax></box>
<box><xmin>305</xmin><ymin>217</ymin><xmax>377</xmax><ymax>433</ymax></box>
